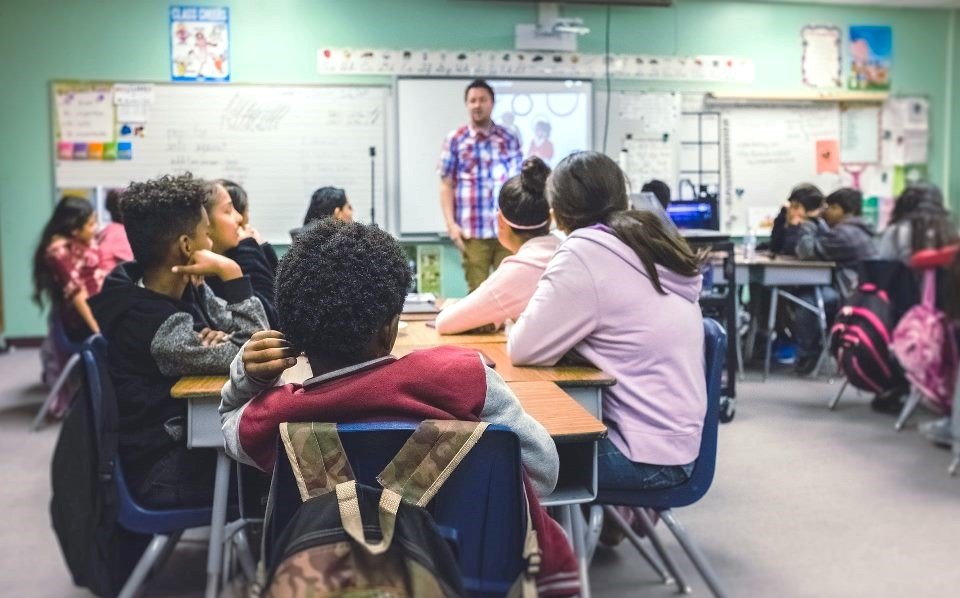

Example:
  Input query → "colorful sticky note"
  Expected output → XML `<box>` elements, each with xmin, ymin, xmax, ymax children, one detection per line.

<box><xmin>102</xmin><ymin>142</ymin><xmax>118</xmax><ymax>160</ymax></box>
<box><xmin>73</xmin><ymin>143</ymin><xmax>89</xmax><ymax>160</ymax></box>
<box><xmin>117</xmin><ymin>141</ymin><xmax>133</xmax><ymax>160</ymax></box>
<box><xmin>57</xmin><ymin>142</ymin><xmax>74</xmax><ymax>160</ymax></box>
<box><xmin>87</xmin><ymin>143</ymin><xmax>104</xmax><ymax>160</ymax></box>
<box><xmin>816</xmin><ymin>139</ymin><xmax>840</xmax><ymax>174</ymax></box>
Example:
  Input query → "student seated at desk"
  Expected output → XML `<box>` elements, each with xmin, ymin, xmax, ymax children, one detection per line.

<box><xmin>219</xmin><ymin>219</ymin><xmax>579</xmax><ymax>596</ymax></box>
<box><xmin>97</xmin><ymin>189</ymin><xmax>134</xmax><ymax>274</ymax></box>
<box><xmin>218</xmin><ymin>178</ymin><xmax>280</xmax><ymax>272</ymax></box>
<box><xmin>288</xmin><ymin>186</ymin><xmax>354</xmax><ymax>241</ymax></box>
<box><xmin>89</xmin><ymin>174</ymin><xmax>268</xmax><ymax>509</ymax></box>
<box><xmin>203</xmin><ymin>180</ymin><xmax>280</xmax><ymax>327</ymax></box>
<box><xmin>641</xmin><ymin>179</ymin><xmax>671</xmax><ymax>211</ymax></box>
<box><xmin>509</xmin><ymin>151</ymin><xmax>706</xmax><ymax>494</ymax></box>
<box><xmin>436</xmin><ymin>156</ymin><xmax>560</xmax><ymax>334</ymax></box>
<box><xmin>877</xmin><ymin>183</ymin><xmax>957</xmax><ymax>262</ymax></box>
<box><xmin>767</xmin><ymin>183</ymin><xmax>824</xmax><ymax>256</ymax></box>
<box><xmin>793</xmin><ymin>188</ymin><xmax>878</xmax><ymax>373</ymax></box>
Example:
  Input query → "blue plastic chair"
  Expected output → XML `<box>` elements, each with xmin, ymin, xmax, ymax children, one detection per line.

<box><xmin>32</xmin><ymin>310</ymin><xmax>88</xmax><ymax>430</ymax></box>
<box><xmin>266</xmin><ymin>422</ymin><xmax>527</xmax><ymax>597</ymax></box>
<box><xmin>79</xmin><ymin>336</ymin><xmax>221</xmax><ymax>598</ymax></box>
<box><xmin>596</xmin><ymin>318</ymin><xmax>728</xmax><ymax>598</ymax></box>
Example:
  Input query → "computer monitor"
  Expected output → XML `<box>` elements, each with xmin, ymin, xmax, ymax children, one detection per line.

<box><xmin>666</xmin><ymin>201</ymin><xmax>718</xmax><ymax>230</ymax></box>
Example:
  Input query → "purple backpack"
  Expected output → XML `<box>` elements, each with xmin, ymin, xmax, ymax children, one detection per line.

<box><xmin>829</xmin><ymin>283</ymin><xmax>905</xmax><ymax>393</ymax></box>
<box><xmin>891</xmin><ymin>270</ymin><xmax>959</xmax><ymax>414</ymax></box>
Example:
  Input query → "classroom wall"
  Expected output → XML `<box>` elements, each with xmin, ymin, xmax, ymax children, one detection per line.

<box><xmin>0</xmin><ymin>0</ymin><xmax>955</xmax><ymax>337</ymax></box>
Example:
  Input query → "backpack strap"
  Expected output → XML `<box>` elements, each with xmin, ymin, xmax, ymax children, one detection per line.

<box><xmin>377</xmin><ymin>420</ymin><xmax>489</xmax><ymax>507</ymax></box>
<box><xmin>279</xmin><ymin>422</ymin><xmax>355</xmax><ymax>501</ymax></box>
<box><xmin>506</xmin><ymin>500</ymin><xmax>541</xmax><ymax>598</ymax></box>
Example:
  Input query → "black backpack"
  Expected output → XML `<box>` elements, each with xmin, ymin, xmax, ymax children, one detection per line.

<box><xmin>49</xmin><ymin>340</ymin><xmax>147</xmax><ymax>597</ymax></box>
<box><xmin>829</xmin><ymin>283</ymin><xmax>906</xmax><ymax>393</ymax></box>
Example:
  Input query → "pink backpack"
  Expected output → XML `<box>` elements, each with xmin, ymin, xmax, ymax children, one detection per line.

<box><xmin>891</xmin><ymin>269</ymin><xmax>959</xmax><ymax>413</ymax></box>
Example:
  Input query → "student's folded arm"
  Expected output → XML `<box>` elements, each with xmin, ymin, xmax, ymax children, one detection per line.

<box><xmin>219</xmin><ymin>345</ymin><xmax>284</xmax><ymax>467</ymax></box>
<box><xmin>795</xmin><ymin>221</ymin><xmax>824</xmax><ymax>260</ymax></box>
<box><xmin>508</xmin><ymin>249</ymin><xmax>597</xmax><ymax>366</ymax></box>
<box><xmin>199</xmin><ymin>278</ymin><xmax>269</xmax><ymax>342</ymax></box>
<box><xmin>435</xmin><ymin>268</ymin><xmax>513</xmax><ymax>334</ymax></box>
<box><xmin>150</xmin><ymin>312</ymin><xmax>247</xmax><ymax>377</ymax></box>
<box><xmin>479</xmin><ymin>360</ymin><xmax>559</xmax><ymax>496</ymax></box>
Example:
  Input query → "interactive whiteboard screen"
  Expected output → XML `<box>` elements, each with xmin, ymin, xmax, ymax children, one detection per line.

<box><xmin>397</xmin><ymin>78</ymin><xmax>591</xmax><ymax>236</ymax></box>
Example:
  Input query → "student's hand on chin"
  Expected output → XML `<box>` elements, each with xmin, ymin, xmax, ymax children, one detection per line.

<box><xmin>173</xmin><ymin>249</ymin><xmax>243</xmax><ymax>281</ymax></box>
<box><xmin>243</xmin><ymin>330</ymin><xmax>298</xmax><ymax>379</ymax></box>
<box><xmin>240</xmin><ymin>225</ymin><xmax>263</xmax><ymax>244</ymax></box>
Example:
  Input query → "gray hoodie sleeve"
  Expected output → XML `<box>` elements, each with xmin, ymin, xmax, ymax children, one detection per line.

<box><xmin>149</xmin><ymin>278</ymin><xmax>268</xmax><ymax>377</ymax></box>
<box><xmin>795</xmin><ymin>220</ymin><xmax>826</xmax><ymax>260</ymax></box>
<box><xmin>479</xmin><ymin>356</ymin><xmax>559</xmax><ymax>496</ymax></box>
<box><xmin>219</xmin><ymin>345</ymin><xmax>283</xmax><ymax>467</ymax></box>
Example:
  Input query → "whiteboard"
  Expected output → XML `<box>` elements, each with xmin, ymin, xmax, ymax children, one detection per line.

<box><xmin>54</xmin><ymin>83</ymin><xmax>389</xmax><ymax>244</ymax></box>
<box><xmin>720</xmin><ymin>104</ymin><xmax>842</xmax><ymax>234</ymax></box>
<box><xmin>397</xmin><ymin>78</ymin><xmax>592</xmax><ymax>236</ymax></box>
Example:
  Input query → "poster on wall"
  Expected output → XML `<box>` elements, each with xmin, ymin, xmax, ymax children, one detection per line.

<box><xmin>170</xmin><ymin>6</ymin><xmax>230</xmax><ymax>82</ymax></box>
<box><xmin>801</xmin><ymin>26</ymin><xmax>842</xmax><ymax>88</ymax></box>
<box><xmin>849</xmin><ymin>25</ymin><xmax>892</xmax><ymax>91</ymax></box>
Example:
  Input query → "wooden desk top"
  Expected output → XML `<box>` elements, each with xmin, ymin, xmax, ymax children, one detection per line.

<box><xmin>395</xmin><ymin>320</ymin><xmax>506</xmax><ymax>347</ymax></box>
<box><xmin>393</xmin><ymin>343</ymin><xmax>616</xmax><ymax>387</ymax></box>
<box><xmin>171</xmin><ymin>375</ymin><xmax>605</xmax><ymax>441</ymax></box>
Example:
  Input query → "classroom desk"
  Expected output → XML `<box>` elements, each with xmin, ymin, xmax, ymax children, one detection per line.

<box><xmin>172</xmin><ymin>366</ymin><xmax>608</xmax><ymax>597</ymax></box>
<box><xmin>393</xmin><ymin>342</ymin><xmax>616</xmax><ymax>419</ymax></box>
<box><xmin>394</xmin><ymin>320</ymin><xmax>506</xmax><ymax>347</ymax></box>
<box><xmin>713</xmin><ymin>252</ymin><xmax>835</xmax><ymax>380</ymax></box>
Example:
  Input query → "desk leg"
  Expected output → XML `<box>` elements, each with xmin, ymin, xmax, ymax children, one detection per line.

<box><xmin>811</xmin><ymin>286</ymin><xmax>829</xmax><ymax>378</ymax></box>
<box><xmin>205</xmin><ymin>449</ymin><xmax>230</xmax><ymax>598</ymax></box>
<box><xmin>565</xmin><ymin>504</ymin><xmax>591</xmax><ymax>598</ymax></box>
<box><xmin>734</xmin><ymin>284</ymin><xmax>745</xmax><ymax>381</ymax></box>
<box><xmin>764</xmin><ymin>287</ymin><xmax>779</xmax><ymax>381</ymax></box>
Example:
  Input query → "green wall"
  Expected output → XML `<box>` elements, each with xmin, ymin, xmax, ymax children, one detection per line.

<box><xmin>1</xmin><ymin>0</ymin><xmax>955</xmax><ymax>337</ymax></box>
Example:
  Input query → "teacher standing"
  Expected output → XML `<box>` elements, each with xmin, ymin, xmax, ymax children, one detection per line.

<box><xmin>439</xmin><ymin>79</ymin><xmax>523</xmax><ymax>291</ymax></box>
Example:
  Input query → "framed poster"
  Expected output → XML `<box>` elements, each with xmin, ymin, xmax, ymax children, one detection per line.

<box><xmin>170</xmin><ymin>6</ymin><xmax>230</xmax><ymax>82</ymax></box>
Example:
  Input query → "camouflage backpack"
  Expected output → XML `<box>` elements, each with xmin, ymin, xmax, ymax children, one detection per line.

<box><xmin>261</xmin><ymin>420</ymin><xmax>539</xmax><ymax>597</ymax></box>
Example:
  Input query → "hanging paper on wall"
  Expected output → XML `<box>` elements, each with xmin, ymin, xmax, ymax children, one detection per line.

<box><xmin>56</xmin><ymin>88</ymin><xmax>114</xmax><ymax>143</ymax></box>
<box><xmin>849</xmin><ymin>25</ymin><xmax>892</xmax><ymax>91</ymax></box>
<box><xmin>170</xmin><ymin>6</ymin><xmax>230</xmax><ymax>82</ymax></box>
<box><xmin>802</xmin><ymin>26</ymin><xmax>842</xmax><ymax>88</ymax></box>
<box><xmin>840</xmin><ymin>105</ymin><xmax>880</xmax><ymax>164</ymax></box>
<box><xmin>816</xmin><ymin>139</ymin><xmax>840</xmax><ymax>173</ymax></box>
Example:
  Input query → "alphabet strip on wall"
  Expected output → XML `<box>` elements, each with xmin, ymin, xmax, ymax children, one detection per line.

<box><xmin>317</xmin><ymin>48</ymin><xmax>755</xmax><ymax>83</ymax></box>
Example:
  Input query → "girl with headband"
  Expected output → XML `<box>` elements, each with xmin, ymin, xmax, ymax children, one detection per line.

<box><xmin>436</xmin><ymin>156</ymin><xmax>560</xmax><ymax>334</ymax></box>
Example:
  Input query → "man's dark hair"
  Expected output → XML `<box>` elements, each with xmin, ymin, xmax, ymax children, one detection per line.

<box><xmin>464</xmin><ymin>78</ymin><xmax>494</xmax><ymax>103</ymax></box>
<box><xmin>105</xmin><ymin>189</ymin><xmax>124</xmax><ymax>223</ymax></box>
<box><xmin>788</xmin><ymin>183</ymin><xmax>824</xmax><ymax>213</ymax></box>
<box><xmin>641</xmin><ymin>180</ymin><xmax>671</xmax><ymax>211</ymax></box>
<box><xmin>825</xmin><ymin>187</ymin><xmax>863</xmax><ymax>216</ymax></box>
<box><xmin>121</xmin><ymin>173</ymin><xmax>208</xmax><ymax>269</ymax></box>
<box><xmin>276</xmin><ymin>219</ymin><xmax>412</xmax><ymax>361</ymax></box>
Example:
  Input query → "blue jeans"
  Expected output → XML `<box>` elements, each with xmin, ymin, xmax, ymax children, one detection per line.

<box><xmin>597</xmin><ymin>438</ymin><xmax>694</xmax><ymax>492</ymax></box>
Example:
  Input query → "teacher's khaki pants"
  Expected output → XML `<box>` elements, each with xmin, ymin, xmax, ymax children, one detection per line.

<box><xmin>462</xmin><ymin>238</ymin><xmax>512</xmax><ymax>292</ymax></box>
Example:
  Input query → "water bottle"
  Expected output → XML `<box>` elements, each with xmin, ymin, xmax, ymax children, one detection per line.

<box><xmin>743</xmin><ymin>228</ymin><xmax>757</xmax><ymax>261</ymax></box>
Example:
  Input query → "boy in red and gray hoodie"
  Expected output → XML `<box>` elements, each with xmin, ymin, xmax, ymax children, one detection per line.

<box><xmin>219</xmin><ymin>219</ymin><xmax>580</xmax><ymax>596</ymax></box>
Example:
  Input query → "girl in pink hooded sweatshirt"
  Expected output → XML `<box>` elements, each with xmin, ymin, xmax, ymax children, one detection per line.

<box><xmin>509</xmin><ymin>151</ymin><xmax>706</xmax><ymax>491</ymax></box>
<box><xmin>436</xmin><ymin>156</ymin><xmax>560</xmax><ymax>334</ymax></box>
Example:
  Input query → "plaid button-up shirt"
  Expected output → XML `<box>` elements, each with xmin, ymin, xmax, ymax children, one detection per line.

<box><xmin>438</xmin><ymin>122</ymin><xmax>522</xmax><ymax>239</ymax></box>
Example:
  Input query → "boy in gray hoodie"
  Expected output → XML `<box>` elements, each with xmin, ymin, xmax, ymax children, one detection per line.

<box><xmin>794</xmin><ymin>188</ymin><xmax>877</xmax><ymax>373</ymax></box>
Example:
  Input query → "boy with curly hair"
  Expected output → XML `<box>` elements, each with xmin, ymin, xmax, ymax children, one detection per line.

<box><xmin>219</xmin><ymin>219</ymin><xmax>580</xmax><ymax>596</ymax></box>
<box><xmin>89</xmin><ymin>173</ymin><xmax>268</xmax><ymax>508</ymax></box>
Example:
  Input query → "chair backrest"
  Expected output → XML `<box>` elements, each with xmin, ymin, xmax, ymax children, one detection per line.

<box><xmin>602</xmin><ymin>317</ymin><xmax>726</xmax><ymax>509</ymax></box>
<box><xmin>49</xmin><ymin>307</ymin><xmax>87</xmax><ymax>356</ymax></box>
<box><xmin>80</xmin><ymin>335</ymin><xmax>213</xmax><ymax>531</ymax></box>
<box><xmin>268</xmin><ymin>422</ymin><xmax>526</xmax><ymax>596</ymax></box>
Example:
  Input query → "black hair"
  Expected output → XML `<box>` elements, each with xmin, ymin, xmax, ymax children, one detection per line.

<box><xmin>888</xmin><ymin>184</ymin><xmax>957</xmax><ymax>252</ymax></box>
<box><xmin>217</xmin><ymin>179</ymin><xmax>249</xmax><ymax>215</ymax></box>
<box><xmin>498</xmin><ymin>156</ymin><xmax>551</xmax><ymax>237</ymax></box>
<box><xmin>105</xmin><ymin>189</ymin><xmax>124</xmax><ymax>223</ymax></box>
<box><xmin>32</xmin><ymin>195</ymin><xmax>95</xmax><ymax>306</ymax></box>
<box><xmin>304</xmin><ymin>187</ymin><xmax>348</xmax><ymax>225</ymax></box>
<box><xmin>825</xmin><ymin>188</ymin><xmax>863</xmax><ymax>216</ymax></box>
<box><xmin>788</xmin><ymin>183</ymin><xmax>824</xmax><ymax>213</ymax></box>
<box><xmin>276</xmin><ymin>219</ymin><xmax>412</xmax><ymax>361</ymax></box>
<box><xmin>548</xmin><ymin>151</ymin><xmax>702</xmax><ymax>294</ymax></box>
<box><xmin>464</xmin><ymin>78</ymin><xmax>494</xmax><ymax>102</ymax></box>
<box><xmin>641</xmin><ymin>180</ymin><xmax>671</xmax><ymax>211</ymax></box>
<box><xmin>121</xmin><ymin>173</ymin><xmax>207</xmax><ymax>270</ymax></box>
